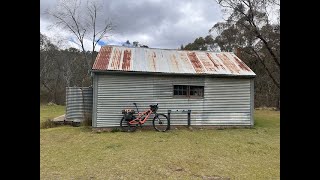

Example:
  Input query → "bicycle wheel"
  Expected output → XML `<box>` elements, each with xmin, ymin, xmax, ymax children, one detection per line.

<box><xmin>120</xmin><ymin>117</ymin><xmax>137</xmax><ymax>132</ymax></box>
<box><xmin>153</xmin><ymin>114</ymin><xmax>169</xmax><ymax>132</ymax></box>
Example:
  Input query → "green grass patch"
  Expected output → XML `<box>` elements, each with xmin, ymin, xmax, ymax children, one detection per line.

<box><xmin>40</xmin><ymin>106</ymin><xmax>279</xmax><ymax>179</ymax></box>
<box><xmin>40</xmin><ymin>104</ymin><xmax>65</xmax><ymax>125</ymax></box>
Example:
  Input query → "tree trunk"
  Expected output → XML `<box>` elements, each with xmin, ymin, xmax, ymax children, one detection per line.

<box><xmin>257</xmin><ymin>34</ymin><xmax>280</xmax><ymax>69</ymax></box>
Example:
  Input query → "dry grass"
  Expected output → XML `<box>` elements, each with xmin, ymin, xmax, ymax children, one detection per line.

<box><xmin>40</xmin><ymin>105</ymin><xmax>279</xmax><ymax>180</ymax></box>
<box><xmin>40</xmin><ymin>119</ymin><xmax>59</xmax><ymax>129</ymax></box>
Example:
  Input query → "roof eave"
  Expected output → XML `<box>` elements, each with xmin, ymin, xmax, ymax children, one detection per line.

<box><xmin>90</xmin><ymin>69</ymin><xmax>256</xmax><ymax>78</ymax></box>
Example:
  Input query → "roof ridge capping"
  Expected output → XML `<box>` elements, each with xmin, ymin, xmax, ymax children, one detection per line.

<box><xmin>101</xmin><ymin>44</ymin><xmax>235</xmax><ymax>53</ymax></box>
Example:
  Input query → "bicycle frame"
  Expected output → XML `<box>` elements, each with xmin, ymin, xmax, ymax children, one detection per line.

<box><xmin>121</xmin><ymin>103</ymin><xmax>169</xmax><ymax>132</ymax></box>
<box><xmin>128</xmin><ymin>108</ymin><xmax>153</xmax><ymax>125</ymax></box>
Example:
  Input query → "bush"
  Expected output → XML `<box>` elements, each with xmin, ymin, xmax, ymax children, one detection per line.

<box><xmin>81</xmin><ymin>112</ymin><xmax>92</xmax><ymax>126</ymax></box>
<box><xmin>41</xmin><ymin>119</ymin><xmax>58</xmax><ymax>129</ymax></box>
<box><xmin>111</xmin><ymin>128</ymin><xmax>120</xmax><ymax>133</ymax></box>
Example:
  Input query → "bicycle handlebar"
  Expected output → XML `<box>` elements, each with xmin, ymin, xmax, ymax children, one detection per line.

<box><xmin>133</xmin><ymin>102</ymin><xmax>158</xmax><ymax>113</ymax></box>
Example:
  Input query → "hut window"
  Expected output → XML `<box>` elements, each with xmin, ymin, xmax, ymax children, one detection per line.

<box><xmin>173</xmin><ymin>85</ymin><xmax>204</xmax><ymax>98</ymax></box>
<box><xmin>190</xmin><ymin>86</ymin><xmax>204</xmax><ymax>97</ymax></box>
<box><xmin>174</xmin><ymin>85</ymin><xmax>188</xmax><ymax>96</ymax></box>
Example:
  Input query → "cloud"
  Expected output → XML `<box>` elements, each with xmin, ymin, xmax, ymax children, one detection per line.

<box><xmin>40</xmin><ymin>0</ymin><xmax>224</xmax><ymax>50</ymax></box>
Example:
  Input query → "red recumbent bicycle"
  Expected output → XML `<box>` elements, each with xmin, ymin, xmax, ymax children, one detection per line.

<box><xmin>120</xmin><ymin>103</ymin><xmax>169</xmax><ymax>132</ymax></box>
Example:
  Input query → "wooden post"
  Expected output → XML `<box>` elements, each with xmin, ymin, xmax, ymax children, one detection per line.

<box><xmin>167</xmin><ymin>110</ymin><xmax>171</xmax><ymax>130</ymax></box>
<box><xmin>187</xmin><ymin>110</ymin><xmax>191</xmax><ymax>127</ymax></box>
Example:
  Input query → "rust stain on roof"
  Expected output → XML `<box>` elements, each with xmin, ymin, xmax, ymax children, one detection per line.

<box><xmin>110</xmin><ymin>48</ymin><xmax>122</xmax><ymax>70</ymax></box>
<box><xmin>121</xmin><ymin>49</ymin><xmax>131</xmax><ymax>71</ymax></box>
<box><xmin>232</xmin><ymin>55</ymin><xmax>251</xmax><ymax>72</ymax></box>
<box><xmin>92</xmin><ymin>45</ymin><xmax>255</xmax><ymax>76</ymax></box>
<box><xmin>148</xmin><ymin>51</ymin><xmax>157</xmax><ymax>72</ymax></box>
<box><xmin>196</xmin><ymin>52</ymin><xmax>216</xmax><ymax>72</ymax></box>
<box><xmin>206</xmin><ymin>53</ymin><xmax>226</xmax><ymax>71</ymax></box>
<box><xmin>216</xmin><ymin>53</ymin><xmax>240</xmax><ymax>74</ymax></box>
<box><xmin>179</xmin><ymin>52</ymin><xmax>195</xmax><ymax>73</ymax></box>
<box><xmin>187</xmin><ymin>52</ymin><xmax>205</xmax><ymax>73</ymax></box>
<box><xmin>92</xmin><ymin>46</ymin><xmax>112</xmax><ymax>70</ymax></box>
<box><xmin>169</xmin><ymin>54</ymin><xmax>180</xmax><ymax>72</ymax></box>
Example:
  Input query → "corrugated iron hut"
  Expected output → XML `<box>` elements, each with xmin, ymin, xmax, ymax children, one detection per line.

<box><xmin>91</xmin><ymin>45</ymin><xmax>255</xmax><ymax>128</ymax></box>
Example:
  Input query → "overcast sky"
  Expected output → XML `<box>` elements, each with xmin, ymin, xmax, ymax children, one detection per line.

<box><xmin>40</xmin><ymin>0</ymin><xmax>224</xmax><ymax>51</ymax></box>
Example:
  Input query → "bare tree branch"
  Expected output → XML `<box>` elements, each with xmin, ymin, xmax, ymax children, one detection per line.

<box><xmin>46</xmin><ymin>0</ymin><xmax>113</xmax><ymax>86</ymax></box>
<box><xmin>216</xmin><ymin>0</ymin><xmax>280</xmax><ymax>69</ymax></box>
<box><xmin>244</xmin><ymin>47</ymin><xmax>280</xmax><ymax>89</ymax></box>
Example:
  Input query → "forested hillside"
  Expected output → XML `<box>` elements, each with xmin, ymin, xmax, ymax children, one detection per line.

<box><xmin>181</xmin><ymin>0</ymin><xmax>280</xmax><ymax>107</ymax></box>
<box><xmin>40</xmin><ymin>32</ymin><xmax>97</xmax><ymax>104</ymax></box>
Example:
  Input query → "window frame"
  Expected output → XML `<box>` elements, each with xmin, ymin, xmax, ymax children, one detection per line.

<box><xmin>173</xmin><ymin>85</ymin><xmax>204</xmax><ymax>99</ymax></box>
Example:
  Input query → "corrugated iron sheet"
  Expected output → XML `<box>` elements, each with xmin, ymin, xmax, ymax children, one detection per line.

<box><xmin>92</xmin><ymin>46</ymin><xmax>112</xmax><ymax>70</ymax></box>
<box><xmin>92</xmin><ymin>45</ymin><xmax>256</xmax><ymax>76</ymax></box>
<box><xmin>92</xmin><ymin>74</ymin><xmax>252</xmax><ymax>127</ymax></box>
<box><xmin>65</xmin><ymin>87</ymin><xmax>93</xmax><ymax>122</ymax></box>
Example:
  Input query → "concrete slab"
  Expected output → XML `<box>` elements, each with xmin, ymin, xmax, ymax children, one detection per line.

<box><xmin>52</xmin><ymin>114</ymin><xmax>65</xmax><ymax>122</ymax></box>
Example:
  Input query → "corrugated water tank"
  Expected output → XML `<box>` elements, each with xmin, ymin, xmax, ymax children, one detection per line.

<box><xmin>65</xmin><ymin>87</ymin><xmax>93</xmax><ymax>122</ymax></box>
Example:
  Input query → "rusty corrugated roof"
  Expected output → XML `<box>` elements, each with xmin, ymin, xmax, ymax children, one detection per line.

<box><xmin>92</xmin><ymin>45</ymin><xmax>256</xmax><ymax>76</ymax></box>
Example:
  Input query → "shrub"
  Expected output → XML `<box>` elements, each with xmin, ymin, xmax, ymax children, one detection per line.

<box><xmin>41</xmin><ymin>119</ymin><xmax>58</xmax><ymax>129</ymax></box>
<box><xmin>111</xmin><ymin>128</ymin><xmax>120</xmax><ymax>133</ymax></box>
<box><xmin>81</xmin><ymin>112</ymin><xmax>92</xmax><ymax>126</ymax></box>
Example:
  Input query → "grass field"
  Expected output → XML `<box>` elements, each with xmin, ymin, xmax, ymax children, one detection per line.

<box><xmin>40</xmin><ymin>105</ymin><xmax>279</xmax><ymax>179</ymax></box>
<box><xmin>40</xmin><ymin>104</ymin><xmax>65</xmax><ymax>125</ymax></box>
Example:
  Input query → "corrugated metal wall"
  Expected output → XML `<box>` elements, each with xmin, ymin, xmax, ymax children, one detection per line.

<box><xmin>93</xmin><ymin>73</ymin><xmax>252</xmax><ymax>127</ymax></box>
<box><xmin>66</xmin><ymin>87</ymin><xmax>93</xmax><ymax>122</ymax></box>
